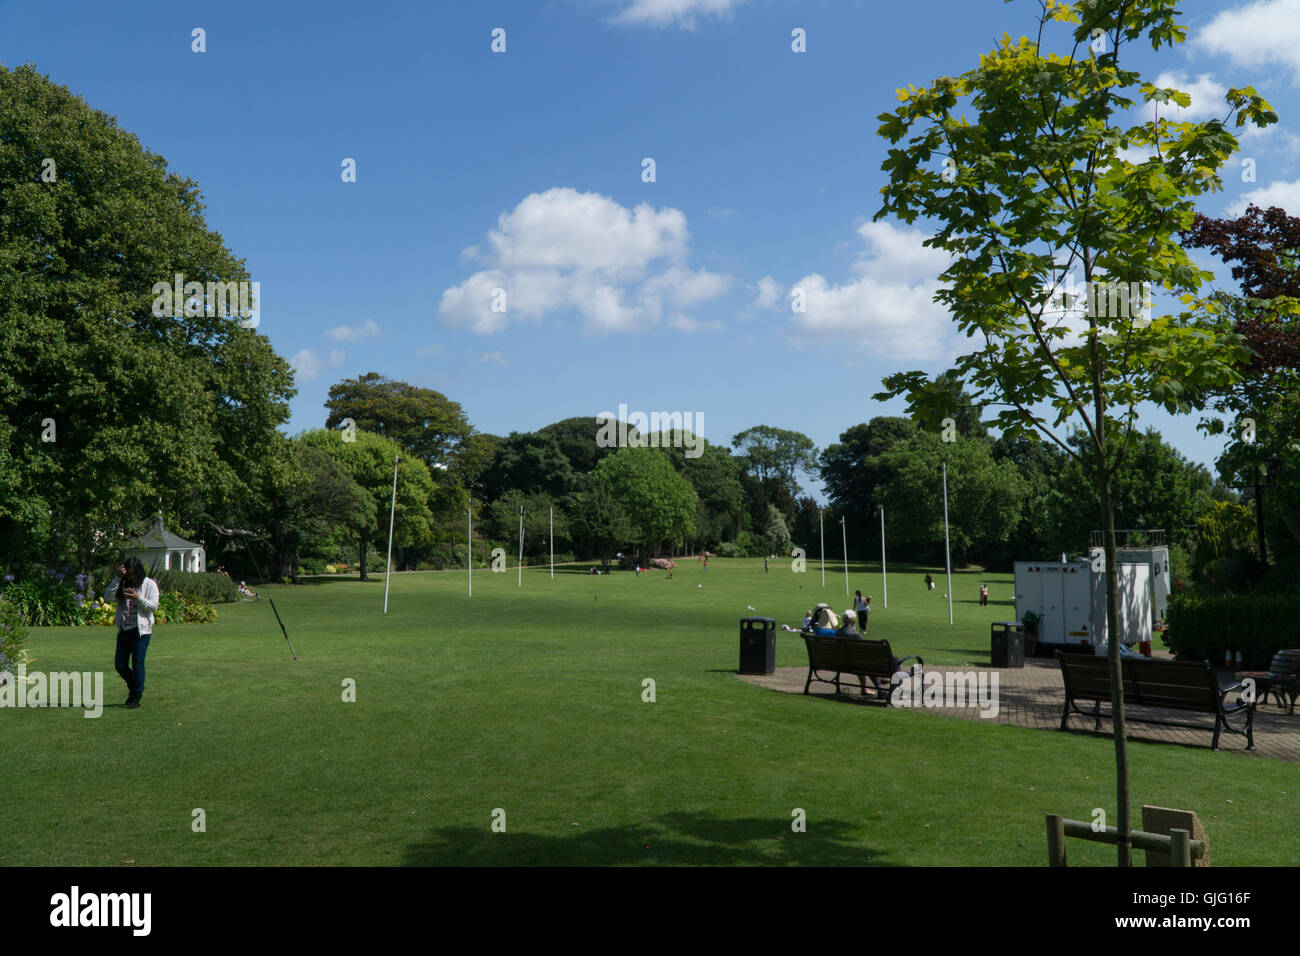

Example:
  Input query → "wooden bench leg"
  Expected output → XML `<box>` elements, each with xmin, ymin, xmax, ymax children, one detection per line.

<box><xmin>1059</xmin><ymin>700</ymin><xmax>1071</xmax><ymax>731</ymax></box>
<box><xmin>1212</xmin><ymin>714</ymin><xmax>1222</xmax><ymax>751</ymax></box>
<box><xmin>1246</xmin><ymin>707</ymin><xmax>1255</xmax><ymax>751</ymax></box>
<box><xmin>803</xmin><ymin>668</ymin><xmax>813</xmax><ymax>695</ymax></box>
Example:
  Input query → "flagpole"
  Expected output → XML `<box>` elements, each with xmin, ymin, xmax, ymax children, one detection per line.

<box><xmin>383</xmin><ymin>454</ymin><xmax>399</xmax><ymax>613</ymax></box>
<box><xmin>517</xmin><ymin>506</ymin><xmax>524</xmax><ymax>588</ymax></box>
<box><xmin>840</xmin><ymin>516</ymin><xmax>849</xmax><ymax>598</ymax></box>
<box><xmin>467</xmin><ymin>499</ymin><xmax>473</xmax><ymax>598</ymax></box>
<box><xmin>819</xmin><ymin>508</ymin><xmax>825</xmax><ymax>588</ymax></box>
<box><xmin>550</xmin><ymin>505</ymin><xmax>554</xmax><ymax>580</ymax></box>
<box><xmin>879</xmin><ymin>505</ymin><xmax>888</xmax><ymax>609</ymax></box>
<box><xmin>943</xmin><ymin>461</ymin><xmax>953</xmax><ymax>626</ymax></box>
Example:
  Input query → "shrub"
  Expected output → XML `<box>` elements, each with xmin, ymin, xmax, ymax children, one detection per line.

<box><xmin>181</xmin><ymin>595</ymin><xmax>217</xmax><ymax>623</ymax></box>
<box><xmin>300</xmin><ymin>557</ymin><xmax>326</xmax><ymax>575</ymax></box>
<box><xmin>0</xmin><ymin>595</ymin><xmax>31</xmax><ymax>675</ymax></box>
<box><xmin>79</xmin><ymin>596</ymin><xmax>116</xmax><ymax>626</ymax></box>
<box><xmin>2</xmin><ymin>575</ymin><xmax>80</xmax><ymax>626</ymax></box>
<box><xmin>650</xmin><ymin>557</ymin><xmax>675</xmax><ymax>570</ymax></box>
<box><xmin>324</xmin><ymin>564</ymin><xmax>338</xmax><ymax>575</ymax></box>
<box><xmin>1165</xmin><ymin>593</ymin><xmax>1300</xmax><ymax>668</ymax></box>
<box><xmin>715</xmin><ymin>542</ymin><xmax>746</xmax><ymax>558</ymax></box>
<box><xmin>156</xmin><ymin>590</ymin><xmax>184</xmax><ymax>624</ymax></box>
<box><xmin>154</xmin><ymin>570</ymin><xmax>239</xmax><ymax>604</ymax></box>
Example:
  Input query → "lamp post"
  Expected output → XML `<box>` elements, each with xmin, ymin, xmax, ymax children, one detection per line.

<box><xmin>840</xmin><ymin>515</ymin><xmax>849</xmax><ymax>598</ymax></box>
<box><xmin>942</xmin><ymin>461</ymin><xmax>953</xmax><ymax>626</ymax></box>
<box><xmin>467</xmin><ymin>499</ymin><xmax>473</xmax><ymax>598</ymax></box>
<box><xmin>383</xmin><ymin>455</ymin><xmax>399</xmax><ymax>613</ymax></box>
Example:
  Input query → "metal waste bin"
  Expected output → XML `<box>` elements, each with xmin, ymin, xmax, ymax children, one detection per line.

<box><xmin>740</xmin><ymin>617</ymin><xmax>776</xmax><ymax>674</ymax></box>
<box><xmin>991</xmin><ymin>621</ymin><xmax>1025</xmax><ymax>668</ymax></box>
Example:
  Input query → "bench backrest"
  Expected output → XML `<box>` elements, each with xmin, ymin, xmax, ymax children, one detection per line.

<box><xmin>1266</xmin><ymin>649</ymin><xmax>1300</xmax><ymax>680</ymax></box>
<box><xmin>804</xmin><ymin>635</ymin><xmax>897</xmax><ymax>677</ymax></box>
<box><xmin>1058</xmin><ymin>653</ymin><xmax>1220</xmax><ymax>712</ymax></box>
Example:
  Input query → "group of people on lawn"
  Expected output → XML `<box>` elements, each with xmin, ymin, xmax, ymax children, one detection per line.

<box><xmin>801</xmin><ymin>591</ymin><xmax>871</xmax><ymax>639</ymax></box>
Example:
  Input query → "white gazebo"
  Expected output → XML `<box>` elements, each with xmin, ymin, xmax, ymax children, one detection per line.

<box><xmin>125</xmin><ymin>517</ymin><xmax>206</xmax><ymax>575</ymax></box>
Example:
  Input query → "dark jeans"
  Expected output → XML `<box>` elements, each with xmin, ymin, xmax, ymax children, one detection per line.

<box><xmin>115</xmin><ymin>628</ymin><xmax>150</xmax><ymax>698</ymax></box>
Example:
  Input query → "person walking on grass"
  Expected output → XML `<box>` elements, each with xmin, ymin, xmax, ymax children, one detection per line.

<box><xmin>105</xmin><ymin>557</ymin><xmax>158</xmax><ymax>709</ymax></box>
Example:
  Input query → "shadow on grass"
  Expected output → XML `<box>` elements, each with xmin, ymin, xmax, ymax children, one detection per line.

<box><xmin>401</xmin><ymin>811</ymin><xmax>893</xmax><ymax>865</ymax></box>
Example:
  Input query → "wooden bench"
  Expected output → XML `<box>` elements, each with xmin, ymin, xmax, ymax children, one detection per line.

<box><xmin>1236</xmin><ymin>649</ymin><xmax>1300</xmax><ymax>715</ymax></box>
<box><xmin>1057</xmin><ymin>652</ymin><xmax>1254</xmax><ymax>751</ymax></box>
<box><xmin>802</xmin><ymin>634</ymin><xmax>922</xmax><ymax>702</ymax></box>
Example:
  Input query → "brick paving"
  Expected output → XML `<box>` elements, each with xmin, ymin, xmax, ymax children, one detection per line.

<box><xmin>737</xmin><ymin>653</ymin><xmax>1300</xmax><ymax>760</ymax></box>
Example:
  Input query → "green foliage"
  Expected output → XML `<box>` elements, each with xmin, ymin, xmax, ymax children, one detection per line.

<box><xmin>480</xmin><ymin>431</ymin><xmax>576</xmax><ymax>501</ymax></box>
<box><xmin>323</xmin><ymin>372</ymin><xmax>478</xmax><ymax>512</ymax></box>
<box><xmin>763</xmin><ymin>504</ymin><xmax>791</xmax><ymax>556</ymax></box>
<box><xmin>181</xmin><ymin>595</ymin><xmax>218</xmax><ymax>623</ymax></box>
<box><xmin>1192</xmin><ymin>501</ymin><xmax>1256</xmax><ymax>580</ymax></box>
<box><xmin>595</xmin><ymin>447</ymin><xmax>698</xmax><ymax>555</ymax></box>
<box><xmin>299</xmin><ymin>428</ymin><xmax>436</xmax><ymax>579</ymax></box>
<box><xmin>714</xmin><ymin>542</ymin><xmax>746</xmax><ymax>558</ymax></box>
<box><xmin>78</xmin><ymin>596</ymin><xmax>115</xmax><ymax>626</ymax></box>
<box><xmin>155</xmin><ymin>570</ymin><xmax>239</xmax><ymax>604</ymax></box>
<box><xmin>0</xmin><ymin>64</ymin><xmax>294</xmax><ymax>575</ymax></box>
<box><xmin>156</xmin><ymin>590</ymin><xmax>184</xmax><ymax>624</ymax></box>
<box><xmin>2</xmin><ymin>576</ymin><xmax>80</xmax><ymax>626</ymax></box>
<box><xmin>1166</xmin><ymin>593</ymin><xmax>1300</xmax><ymax>668</ymax></box>
<box><xmin>878</xmin><ymin>432</ymin><xmax>1028</xmax><ymax>565</ymax></box>
<box><xmin>0</xmin><ymin>594</ymin><xmax>30</xmax><ymax>673</ymax></box>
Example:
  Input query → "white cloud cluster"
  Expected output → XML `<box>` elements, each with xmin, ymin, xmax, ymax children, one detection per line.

<box><xmin>1228</xmin><ymin>178</ymin><xmax>1300</xmax><ymax>216</ymax></box>
<box><xmin>1194</xmin><ymin>0</ymin><xmax>1300</xmax><ymax>83</ymax></box>
<box><xmin>762</xmin><ymin>221</ymin><xmax>956</xmax><ymax>361</ymax></box>
<box><xmin>439</xmin><ymin>188</ymin><xmax>729</xmax><ymax>334</ymax></box>
<box><xmin>610</xmin><ymin>0</ymin><xmax>749</xmax><ymax>29</ymax></box>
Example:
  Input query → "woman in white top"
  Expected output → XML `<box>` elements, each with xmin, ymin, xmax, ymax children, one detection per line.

<box><xmin>104</xmin><ymin>557</ymin><xmax>158</xmax><ymax>709</ymax></box>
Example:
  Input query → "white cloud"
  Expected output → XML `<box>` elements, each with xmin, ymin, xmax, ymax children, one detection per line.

<box><xmin>785</xmin><ymin>220</ymin><xmax>955</xmax><ymax>361</ymax></box>
<box><xmin>610</xmin><ymin>0</ymin><xmax>748</xmax><ymax>29</ymax></box>
<box><xmin>290</xmin><ymin>348</ymin><xmax>345</xmax><ymax>383</ymax></box>
<box><xmin>1194</xmin><ymin>0</ymin><xmax>1300</xmax><ymax>83</ymax></box>
<box><xmin>754</xmin><ymin>275</ymin><xmax>783</xmax><ymax>309</ymax></box>
<box><xmin>439</xmin><ymin>188</ymin><xmax>729</xmax><ymax>334</ymax></box>
<box><xmin>1227</xmin><ymin>178</ymin><xmax>1300</xmax><ymax>216</ymax></box>
<box><xmin>1146</xmin><ymin>72</ymin><xmax>1228</xmax><ymax>124</ymax></box>
<box><xmin>325</xmin><ymin>319</ymin><xmax>381</xmax><ymax>342</ymax></box>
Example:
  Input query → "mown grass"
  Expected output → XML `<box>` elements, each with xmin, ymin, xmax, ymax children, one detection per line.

<box><xmin>3</xmin><ymin>558</ymin><xmax>1294</xmax><ymax>866</ymax></box>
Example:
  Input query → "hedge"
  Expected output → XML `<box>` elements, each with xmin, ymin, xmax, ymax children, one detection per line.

<box><xmin>154</xmin><ymin>570</ymin><xmax>239</xmax><ymax>604</ymax></box>
<box><xmin>1165</xmin><ymin>593</ymin><xmax>1300</xmax><ymax>668</ymax></box>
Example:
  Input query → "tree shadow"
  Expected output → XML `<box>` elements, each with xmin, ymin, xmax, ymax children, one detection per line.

<box><xmin>401</xmin><ymin>811</ymin><xmax>895</xmax><ymax>866</ymax></box>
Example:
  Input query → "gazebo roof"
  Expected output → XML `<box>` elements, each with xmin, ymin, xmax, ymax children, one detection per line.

<box><xmin>128</xmin><ymin>517</ymin><xmax>201</xmax><ymax>551</ymax></box>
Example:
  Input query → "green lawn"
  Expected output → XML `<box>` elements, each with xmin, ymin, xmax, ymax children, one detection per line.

<box><xmin>4</xmin><ymin>558</ymin><xmax>1294</xmax><ymax>866</ymax></box>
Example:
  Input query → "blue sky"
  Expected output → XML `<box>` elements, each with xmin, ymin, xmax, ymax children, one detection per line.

<box><xmin>5</xmin><ymin>0</ymin><xmax>1299</xmax><ymax>497</ymax></box>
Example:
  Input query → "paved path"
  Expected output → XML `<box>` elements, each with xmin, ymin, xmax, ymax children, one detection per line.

<box><xmin>737</xmin><ymin>655</ymin><xmax>1300</xmax><ymax>760</ymax></box>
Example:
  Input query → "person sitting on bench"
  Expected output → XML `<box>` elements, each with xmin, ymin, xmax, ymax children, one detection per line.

<box><xmin>811</xmin><ymin>603</ymin><xmax>839</xmax><ymax>636</ymax></box>
<box><xmin>835</xmin><ymin>609</ymin><xmax>862</xmax><ymax>639</ymax></box>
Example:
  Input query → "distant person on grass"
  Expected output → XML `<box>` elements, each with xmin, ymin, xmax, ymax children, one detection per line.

<box><xmin>979</xmin><ymin>584</ymin><xmax>988</xmax><ymax>606</ymax></box>
<box><xmin>105</xmin><ymin>557</ymin><xmax>157</xmax><ymax>710</ymax></box>
<box><xmin>925</xmin><ymin>573</ymin><xmax>935</xmax><ymax>591</ymax></box>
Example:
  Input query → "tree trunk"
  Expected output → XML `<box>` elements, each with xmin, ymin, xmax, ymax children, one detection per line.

<box><xmin>1099</xmin><ymin>466</ymin><xmax>1129</xmax><ymax>866</ymax></box>
<box><xmin>359</xmin><ymin>533</ymin><xmax>368</xmax><ymax>581</ymax></box>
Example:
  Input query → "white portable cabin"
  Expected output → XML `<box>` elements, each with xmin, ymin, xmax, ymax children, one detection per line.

<box><xmin>1014</xmin><ymin>557</ymin><xmax>1151</xmax><ymax>650</ymax></box>
<box><xmin>1089</xmin><ymin>545</ymin><xmax>1170</xmax><ymax>623</ymax></box>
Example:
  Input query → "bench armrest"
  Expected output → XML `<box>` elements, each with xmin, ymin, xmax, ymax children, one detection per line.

<box><xmin>894</xmin><ymin>654</ymin><xmax>924</xmax><ymax>670</ymax></box>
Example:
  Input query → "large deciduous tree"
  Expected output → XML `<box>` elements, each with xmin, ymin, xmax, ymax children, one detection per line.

<box><xmin>299</xmin><ymin>429</ymin><xmax>435</xmax><ymax>580</ymax></box>
<box><xmin>873</xmin><ymin>0</ymin><xmax>1272</xmax><ymax>864</ymax></box>
<box><xmin>0</xmin><ymin>63</ymin><xmax>294</xmax><ymax>575</ymax></box>
<box><xmin>595</xmin><ymin>447</ymin><xmax>697</xmax><ymax>561</ymax></box>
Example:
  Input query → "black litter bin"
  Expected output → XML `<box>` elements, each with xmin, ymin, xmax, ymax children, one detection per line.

<box><xmin>991</xmin><ymin>621</ymin><xmax>1025</xmax><ymax>668</ymax></box>
<box><xmin>740</xmin><ymin>617</ymin><xmax>776</xmax><ymax>674</ymax></box>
